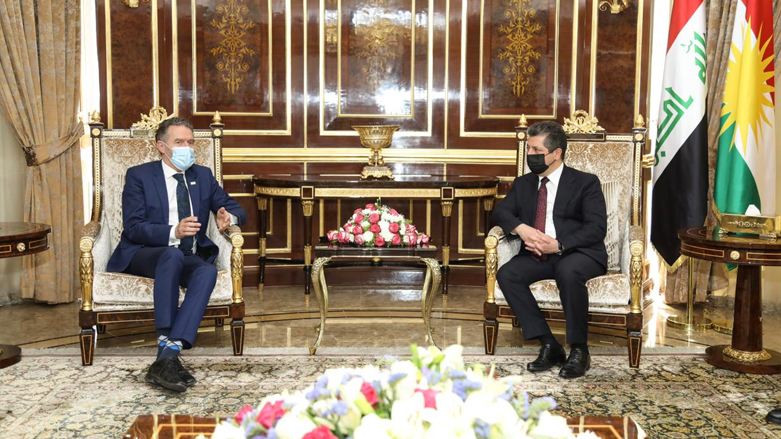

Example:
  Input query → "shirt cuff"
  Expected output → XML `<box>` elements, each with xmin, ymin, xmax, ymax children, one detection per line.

<box><xmin>168</xmin><ymin>225</ymin><xmax>180</xmax><ymax>246</ymax></box>
<box><xmin>229</xmin><ymin>213</ymin><xmax>238</xmax><ymax>226</ymax></box>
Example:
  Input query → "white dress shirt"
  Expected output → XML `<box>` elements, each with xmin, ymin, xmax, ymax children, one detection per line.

<box><xmin>162</xmin><ymin>161</ymin><xmax>194</xmax><ymax>250</ymax></box>
<box><xmin>537</xmin><ymin>163</ymin><xmax>564</xmax><ymax>239</ymax></box>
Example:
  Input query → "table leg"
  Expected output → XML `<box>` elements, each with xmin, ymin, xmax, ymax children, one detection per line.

<box><xmin>302</xmin><ymin>200</ymin><xmax>315</xmax><ymax>295</ymax></box>
<box><xmin>310</xmin><ymin>257</ymin><xmax>331</xmax><ymax>355</ymax></box>
<box><xmin>440</xmin><ymin>200</ymin><xmax>453</xmax><ymax>295</ymax></box>
<box><xmin>706</xmin><ymin>265</ymin><xmax>781</xmax><ymax>373</ymax></box>
<box><xmin>256</xmin><ymin>197</ymin><xmax>268</xmax><ymax>290</ymax></box>
<box><xmin>420</xmin><ymin>258</ymin><xmax>441</xmax><ymax>348</ymax></box>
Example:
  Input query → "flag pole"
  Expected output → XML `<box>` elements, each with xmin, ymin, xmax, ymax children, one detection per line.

<box><xmin>666</xmin><ymin>257</ymin><xmax>712</xmax><ymax>332</ymax></box>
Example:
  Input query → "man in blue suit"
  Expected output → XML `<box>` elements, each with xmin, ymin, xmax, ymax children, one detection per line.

<box><xmin>107</xmin><ymin>118</ymin><xmax>247</xmax><ymax>392</ymax></box>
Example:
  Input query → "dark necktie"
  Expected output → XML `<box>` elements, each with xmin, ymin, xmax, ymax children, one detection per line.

<box><xmin>533</xmin><ymin>177</ymin><xmax>549</xmax><ymax>261</ymax></box>
<box><xmin>172</xmin><ymin>173</ymin><xmax>194</xmax><ymax>255</ymax></box>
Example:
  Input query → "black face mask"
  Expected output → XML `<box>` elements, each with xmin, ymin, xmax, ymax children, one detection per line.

<box><xmin>527</xmin><ymin>153</ymin><xmax>551</xmax><ymax>175</ymax></box>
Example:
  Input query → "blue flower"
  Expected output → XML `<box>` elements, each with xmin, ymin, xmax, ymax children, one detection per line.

<box><xmin>522</xmin><ymin>392</ymin><xmax>530</xmax><ymax>419</ymax></box>
<box><xmin>421</xmin><ymin>366</ymin><xmax>442</xmax><ymax>385</ymax></box>
<box><xmin>447</xmin><ymin>370</ymin><xmax>466</xmax><ymax>379</ymax></box>
<box><xmin>333</xmin><ymin>400</ymin><xmax>349</xmax><ymax>416</ymax></box>
<box><xmin>388</xmin><ymin>372</ymin><xmax>407</xmax><ymax>384</ymax></box>
<box><xmin>316</xmin><ymin>375</ymin><xmax>329</xmax><ymax>389</ymax></box>
<box><xmin>474</xmin><ymin>419</ymin><xmax>491</xmax><ymax>439</ymax></box>
<box><xmin>452</xmin><ymin>379</ymin><xmax>482</xmax><ymax>400</ymax></box>
<box><xmin>267</xmin><ymin>428</ymin><xmax>277</xmax><ymax>439</ymax></box>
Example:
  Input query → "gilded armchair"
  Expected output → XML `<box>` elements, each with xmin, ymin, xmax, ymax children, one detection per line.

<box><xmin>78</xmin><ymin>110</ymin><xmax>245</xmax><ymax>366</ymax></box>
<box><xmin>484</xmin><ymin>113</ymin><xmax>648</xmax><ymax>367</ymax></box>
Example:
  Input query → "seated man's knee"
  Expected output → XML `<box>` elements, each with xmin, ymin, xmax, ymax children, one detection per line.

<box><xmin>555</xmin><ymin>265</ymin><xmax>586</xmax><ymax>287</ymax></box>
<box><xmin>497</xmin><ymin>265</ymin><xmax>525</xmax><ymax>288</ymax></box>
<box><xmin>196</xmin><ymin>264</ymin><xmax>218</xmax><ymax>282</ymax></box>
<box><xmin>160</xmin><ymin>247</ymin><xmax>185</xmax><ymax>266</ymax></box>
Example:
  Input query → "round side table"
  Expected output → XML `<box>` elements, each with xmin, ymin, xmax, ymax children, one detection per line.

<box><xmin>679</xmin><ymin>226</ymin><xmax>781</xmax><ymax>374</ymax></box>
<box><xmin>0</xmin><ymin>222</ymin><xmax>51</xmax><ymax>369</ymax></box>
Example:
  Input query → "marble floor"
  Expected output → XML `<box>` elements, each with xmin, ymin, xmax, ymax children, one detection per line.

<box><xmin>0</xmin><ymin>283</ymin><xmax>772</xmax><ymax>354</ymax></box>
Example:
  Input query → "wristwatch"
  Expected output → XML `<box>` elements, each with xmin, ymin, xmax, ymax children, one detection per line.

<box><xmin>555</xmin><ymin>241</ymin><xmax>564</xmax><ymax>255</ymax></box>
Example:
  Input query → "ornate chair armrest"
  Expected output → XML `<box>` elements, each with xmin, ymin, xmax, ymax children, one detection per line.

<box><xmin>628</xmin><ymin>225</ymin><xmax>645</xmax><ymax>314</ymax></box>
<box><xmin>79</xmin><ymin>221</ymin><xmax>102</xmax><ymax>312</ymax></box>
<box><xmin>488</xmin><ymin>225</ymin><xmax>505</xmax><ymax>240</ymax></box>
<box><xmin>485</xmin><ymin>226</ymin><xmax>504</xmax><ymax>304</ymax></box>
<box><xmin>223</xmin><ymin>225</ymin><xmax>245</xmax><ymax>304</ymax></box>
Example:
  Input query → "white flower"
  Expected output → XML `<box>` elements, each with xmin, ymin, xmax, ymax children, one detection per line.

<box><xmin>381</xmin><ymin>231</ymin><xmax>394</xmax><ymax>242</ymax></box>
<box><xmin>210</xmin><ymin>422</ymin><xmax>245</xmax><ymax>439</ymax></box>
<box><xmin>380</xmin><ymin>220</ymin><xmax>391</xmax><ymax>234</ymax></box>
<box><xmin>336</xmin><ymin>403</ymin><xmax>363</xmax><ymax>435</ymax></box>
<box><xmin>389</xmin><ymin>361</ymin><xmax>419</xmax><ymax>400</ymax></box>
<box><xmin>361</xmin><ymin>220</ymin><xmax>370</xmax><ymax>229</ymax></box>
<box><xmin>362</xmin><ymin>231</ymin><xmax>374</xmax><ymax>242</ymax></box>
<box><xmin>353</xmin><ymin>414</ymin><xmax>396</xmax><ymax>439</ymax></box>
<box><xmin>274</xmin><ymin>411</ymin><xmax>318</xmax><ymax>439</ymax></box>
<box><xmin>527</xmin><ymin>411</ymin><xmax>575</xmax><ymax>439</ymax></box>
<box><xmin>441</xmin><ymin>345</ymin><xmax>465</xmax><ymax>372</ymax></box>
<box><xmin>463</xmin><ymin>393</ymin><xmax>523</xmax><ymax>439</ymax></box>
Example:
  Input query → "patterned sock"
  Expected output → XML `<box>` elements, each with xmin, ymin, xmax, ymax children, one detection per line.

<box><xmin>157</xmin><ymin>335</ymin><xmax>169</xmax><ymax>359</ymax></box>
<box><xmin>159</xmin><ymin>339</ymin><xmax>183</xmax><ymax>360</ymax></box>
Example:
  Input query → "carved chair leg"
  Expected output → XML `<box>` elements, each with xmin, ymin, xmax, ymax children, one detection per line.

<box><xmin>79</xmin><ymin>327</ymin><xmax>95</xmax><ymax>366</ymax></box>
<box><xmin>484</xmin><ymin>320</ymin><xmax>499</xmax><ymax>355</ymax></box>
<box><xmin>96</xmin><ymin>324</ymin><xmax>106</xmax><ymax>334</ymax></box>
<box><xmin>231</xmin><ymin>320</ymin><xmax>245</xmax><ymax>356</ymax></box>
<box><xmin>627</xmin><ymin>312</ymin><xmax>643</xmax><ymax>368</ymax></box>
<box><xmin>215</xmin><ymin>318</ymin><xmax>225</xmax><ymax>327</ymax></box>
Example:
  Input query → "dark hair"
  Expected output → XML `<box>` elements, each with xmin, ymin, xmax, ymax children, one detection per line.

<box><xmin>155</xmin><ymin>117</ymin><xmax>194</xmax><ymax>143</ymax></box>
<box><xmin>527</xmin><ymin>120</ymin><xmax>567</xmax><ymax>157</ymax></box>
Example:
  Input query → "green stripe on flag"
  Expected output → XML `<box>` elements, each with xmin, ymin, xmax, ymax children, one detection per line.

<box><xmin>714</xmin><ymin>119</ymin><xmax>761</xmax><ymax>214</ymax></box>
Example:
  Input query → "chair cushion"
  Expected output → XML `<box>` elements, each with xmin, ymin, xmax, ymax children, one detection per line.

<box><xmin>91</xmin><ymin>269</ymin><xmax>233</xmax><ymax>312</ymax></box>
<box><xmin>493</xmin><ymin>272</ymin><xmax>631</xmax><ymax>314</ymax></box>
<box><xmin>601</xmin><ymin>180</ymin><xmax>620</xmax><ymax>272</ymax></box>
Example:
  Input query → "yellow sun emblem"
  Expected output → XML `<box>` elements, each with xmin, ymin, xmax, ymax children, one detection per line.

<box><xmin>719</xmin><ymin>19</ymin><xmax>775</xmax><ymax>155</ymax></box>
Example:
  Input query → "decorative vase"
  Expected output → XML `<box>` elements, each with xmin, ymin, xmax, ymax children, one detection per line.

<box><xmin>352</xmin><ymin>125</ymin><xmax>399</xmax><ymax>180</ymax></box>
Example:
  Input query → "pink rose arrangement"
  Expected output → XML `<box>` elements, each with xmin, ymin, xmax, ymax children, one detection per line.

<box><xmin>326</xmin><ymin>201</ymin><xmax>430</xmax><ymax>248</ymax></box>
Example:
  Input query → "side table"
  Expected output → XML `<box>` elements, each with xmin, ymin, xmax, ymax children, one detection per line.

<box><xmin>679</xmin><ymin>226</ymin><xmax>781</xmax><ymax>374</ymax></box>
<box><xmin>0</xmin><ymin>222</ymin><xmax>52</xmax><ymax>369</ymax></box>
<box><xmin>309</xmin><ymin>243</ymin><xmax>441</xmax><ymax>354</ymax></box>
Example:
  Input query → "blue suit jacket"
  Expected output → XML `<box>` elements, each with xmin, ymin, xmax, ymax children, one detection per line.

<box><xmin>106</xmin><ymin>161</ymin><xmax>247</xmax><ymax>273</ymax></box>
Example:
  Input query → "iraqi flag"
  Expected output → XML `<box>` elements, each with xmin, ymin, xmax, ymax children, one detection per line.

<box><xmin>651</xmin><ymin>0</ymin><xmax>709</xmax><ymax>267</ymax></box>
<box><xmin>714</xmin><ymin>0</ymin><xmax>776</xmax><ymax>216</ymax></box>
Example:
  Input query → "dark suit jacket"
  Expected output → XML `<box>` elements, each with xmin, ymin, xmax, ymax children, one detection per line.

<box><xmin>106</xmin><ymin>161</ymin><xmax>248</xmax><ymax>273</ymax></box>
<box><xmin>492</xmin><ymin>165</ymin><xmax>608</xmax><ymax>268</ymax></box>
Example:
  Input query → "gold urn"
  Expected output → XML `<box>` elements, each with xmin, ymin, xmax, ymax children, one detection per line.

<box><xmin>352</xmin><ymin>125</ymin><xmax>399</xmax><ymax>180</ymax></box>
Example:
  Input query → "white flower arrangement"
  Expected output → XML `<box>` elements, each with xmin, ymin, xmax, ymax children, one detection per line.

<box><xmin>326</xmin><ymin>201</ymin><xmax>430</xmax><ymax>248</ymax></box>
<box><xmin>206</xmin><ymin>345</ymin><xmax>600</xmax><ymax>439</ymax></box>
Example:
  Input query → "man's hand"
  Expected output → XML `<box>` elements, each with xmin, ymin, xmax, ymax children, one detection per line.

<box><xmin>175</xmin><ymin>216</ymin><xmax>200</xmax><ymax>239</ymax></box>
<box><xmin>216</xmin><ymin>207</ymin><xmax>232</xmax><ymax>232</ymax></box>
<box><xmin>512</xmin><ymin>223</ymin><xmax>559</xmax><ymax>255</ymax></box>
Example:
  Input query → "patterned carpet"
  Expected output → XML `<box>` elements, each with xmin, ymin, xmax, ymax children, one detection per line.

<box><xmin>2</xmin><ymin>349</ymin><xmax>781</xmax><ymax>438</ymax></box>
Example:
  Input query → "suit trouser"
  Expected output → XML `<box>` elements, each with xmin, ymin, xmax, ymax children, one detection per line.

<box><xmin>125</xmin><ymin>246</ymin><xmax>218</xmax><ymax>348</ymax></box>
<box><xmin>496</xmin><ymin>251</ymin><xmax>605</xmax><ymax>345</ymax></box>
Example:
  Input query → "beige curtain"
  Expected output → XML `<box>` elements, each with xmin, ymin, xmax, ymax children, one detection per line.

<box><xmin>0</xmin><ymin>0</ymin><xmax>83</xmax><ymax>303</ymax></box>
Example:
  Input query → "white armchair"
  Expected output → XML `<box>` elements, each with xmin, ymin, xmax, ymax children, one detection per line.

<box><xmin>78</xmin><ymin>109</ymin><xmax>245</xmax><ymax>366</ymax></box>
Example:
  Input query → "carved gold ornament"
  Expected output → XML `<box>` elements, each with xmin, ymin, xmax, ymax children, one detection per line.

<box><xmin>121</xmin><ymin>0</ymin><xmax>150</xmax><ymax>8</ymax></box>
<box><xmin>90</xmin><ymin>110</ymin><xmax>101</xmax><ymax>123</ymax></box>
<box><xmin>213</xmin><ymin>111</ymin><xmax>223</xmax><ymax>124</ymax></box>
<box><xmin>354</xmin><ymin>19</ymin><xmax>403</xmax><ymax>89</ymax></box>
<box><xmin>210</xmin><ymin>0</ymin><xmax>256</xmax><ymax>95</ymax></box>
<box><xmin>131</xmin><ymin>106</ymin><xmax>174</xmax><ymax>132</ymax></box>
<box><xmin>16</xmin><ymin>243</ymin><xmax>25</xmax><ymax>252</ymax></box>
<box><xmin>497</xmin><ymin>0</ymin><xmax>542</xmax><ymax>98</ymax></box>
<box><xmin>599</xmin><ymin>0</ymin><xmax>629</xmax><ymax>14</ymax></box>
<box><xmin>562</xmin><ymin>110</ymin><xmax>606</xmax><ymax>134</ymax></box>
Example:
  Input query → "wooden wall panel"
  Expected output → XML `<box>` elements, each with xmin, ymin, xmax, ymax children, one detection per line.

<box><xmin>97</xmin><ymin>0</ymin><xmax>653</xmax><ymax>286</ymax></box>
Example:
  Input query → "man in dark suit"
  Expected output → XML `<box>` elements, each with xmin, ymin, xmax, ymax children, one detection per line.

<box><xmin>492</xmin><ymin>120</ymin><xmax>607</xmax><ymax>378</ymax></box>
<box><xmin>107</xmin><ymin>118</ymin><xmax>247</xmax><ymax>392</ymax></box>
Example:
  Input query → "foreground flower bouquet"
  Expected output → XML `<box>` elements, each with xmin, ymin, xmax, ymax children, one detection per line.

<box><xmin>326</xmin><ymin>201</ymin><xmax>430</xmax><ymax>248</ymax></box>
<box><xmin>208</xmin><ymin>345</ymin><xmax>599</xmax><ymax>439</ymax></box>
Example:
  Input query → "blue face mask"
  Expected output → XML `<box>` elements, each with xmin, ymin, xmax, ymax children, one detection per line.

<box><xmin>163</xmin><ymin>142</ymin><xmax>195</xmax><ymax>172</ymax></box>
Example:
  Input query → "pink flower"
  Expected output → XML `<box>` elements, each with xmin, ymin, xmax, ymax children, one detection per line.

<box><xmin>370</xmin><ymin>224</ymin><xmax>381</xmax><ymax>234</ymax></box>
<box><xmin>302</xmin><ymin>425</ymin><xmax>338</xmax><ymax>439</ymax></box>
<box><xmin>390</xmin><ymin>208</ymin><xmax>398</xmax><ymax>215</ymax></box>
<box><xmin>257</xmin><ymin>400</ymin><xmax>286</xmax><ymax>429</ymax></box>
<box><xmin>391</xmin><ymin>234</ymin><xmax>401</xmax><ymax>245</ymax></box>
<box><xmin>352</xmin><ymin>225</ymin><xmax>364</xmax><ymax>235</ymax></box>
<box><xmin>407</xmin><ymin>224</ymin><xmax>417</xmax><ymax>234</ymax></box>
<box><xmin>355</xmin><ymin>234</ymin><xmax>365</xmax><ymax>245</ymax></box>
<box><xmin>354</xmin><ymin>208</ymin><xmax>362</xmax><ymax>214</ymax></box>
<box><xmin>419</xmin><ymin>234</ymin><xmax>430</xmax><ymax>245</ymax></box>
<box><xmin>407</xmin><ymin>234</ymin><xmax>417</xmax><ymax>246</ymax></box>
<box><xmin>338</xmin><ymin>231</ymin><xmax>349</xmax><ymax>243</ymax></box>
<box><xmin>366</xmin><ymin>203</ymin><xmax>375</xmax><ymax>210</ymax></box>
<box><xmin>354</xmin><ymin>213</ymin><xmax>364</xmax><ymax>223</ymax></box>
<box><xmin>375</xmin><ymin>236</ymin><xmax>386</xmax><ymax>247</ymax></box>
<box><xmin>369</xmin><ymin>213</ymin><xmax>380</xmax><ymax>224</ymax></box>
<box><xmin>326</xmin><ymin>230</ymin><xmax>338</xmax><ymax>242</ymax></box>
<box><xmin>389</xmin><ymin>222</ymin><xmax>399</xmax><ymax>233</ymax></box>
<box><xmin>360</xmin><ymin>381</ymin><xmax>379</xmax><ymax>407</ymax></box>
<box><xmin>233</xmin><ymin>405</ymin><xmax>254</xmax><ymax>424</ymax></box>
<box><xmin>415</xmin><ymin>388</ymin><xmax>438</xmax><ymax>409</ymax></box>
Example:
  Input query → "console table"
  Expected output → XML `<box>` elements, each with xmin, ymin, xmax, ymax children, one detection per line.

<box><xmin>0</xmin><ymin>222</ymin><xmax>51</xmax><ymax>368</ymax></box>
<box><xmin>253</xmin><ymin>175</ymin><xmax>498</xmax><ymax>295</ymax></box>
<box><xmin>680</xmin><ymin>226</ymin><xmax>781</xmax><ymax>374</ymax></box>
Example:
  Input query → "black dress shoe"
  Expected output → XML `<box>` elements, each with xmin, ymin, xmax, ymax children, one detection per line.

<box><xmin>527</xmin><ymin>344</ymin><xmax>567</xmax><ymax>372</ymax></box>
<box><xmin>145</xmin><ymin>357</ymin><xmax>187</xmax><ymax>392</ymax></box>
<box><xmin>559</xmin><ymin>347</ymin><xmax>591</xmax><ymax>379</ymax></box>
<box><xmin>766</xmin><ymin>409</ymin><xmax>781</xmax><ymax>424</ymax></box>
<box><xmin>174</xmin><ymin>357</ymin><xmax>197</xmax><ymax>387</ymax></box>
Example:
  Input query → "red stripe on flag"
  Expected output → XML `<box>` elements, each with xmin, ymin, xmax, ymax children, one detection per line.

<box><xmin>743</xmin><ymin>0</ymin><xmax>775</xmax><ymax>104</ymax></box>
<box><xmin>667</xmin><ymin>0</ymin><xmax>704</xmax><ymax>52</ymax></box>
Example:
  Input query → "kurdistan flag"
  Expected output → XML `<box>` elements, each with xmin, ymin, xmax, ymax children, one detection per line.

<box><xmin>651</xmin><ymin>0</ymin><xmax>709</xmax><ymax>267</ymax></box>
<box><xmin>714</xmin><ymin>0</ymin><xmax>776</xmax><ymax>216</ymax></box>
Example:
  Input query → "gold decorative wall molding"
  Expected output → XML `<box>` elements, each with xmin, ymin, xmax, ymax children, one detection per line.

<box><xmin>562</xmin><ymin>110</ymin><xmax>605</xmax><ymax>134</ymax></box>
<box><xmin>497</xmin><ymin>0</ymin><xmax>542</xmax><ymax>97</ymax></box>
<box><xmin>354</xmin><ymin>18</ymin><xmax>403</xmax><ymax>88</ymax></box>
<box><xmin>598</xmin><ymin>0</ymin><xmax>628</xmax><ymax>14</ymax></box>
<box><xmin>210</xmin><ymin>0</ymin><xmax>257</xmax><ymax>95</ymax></box>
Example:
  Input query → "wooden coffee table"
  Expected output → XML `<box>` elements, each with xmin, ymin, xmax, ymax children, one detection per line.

<box><xmin>124</xmin><ymin>414</ymin><xmax>645</xmax><ymax>438</ymax></box>
<box><xmin>0</xmin><ymin>222</ymin><xmax>51</xmax><ymax>369</ymax></box>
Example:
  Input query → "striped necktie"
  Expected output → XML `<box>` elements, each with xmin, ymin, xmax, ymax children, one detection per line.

<box><xmin>172</xmin><ymin>173</ymin><xmax>194</xmax><ymax>255</ymax></box>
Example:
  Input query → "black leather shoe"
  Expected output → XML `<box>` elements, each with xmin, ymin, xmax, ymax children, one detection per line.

<box><xmin>527</xmin><ymin>344</ymin><xmax>567</xmax><ymax>372</ymax></box>
<box><xmin>145</xmin><ymin>357</ymin><xmax>187</xmax><ymax>392</ymax></box>
<box><xmin>766</xmin><ymin>409</ymin><xmax>781</xmax><ymax>424</ymax></box>
<box><xmin>174</xmin><ymin>357</ymin><xmax>197</xmax><ymax>387</ymax></box>
<box><xmin>558</xmin><ymin>347</ymin><xmax>591</xmax><ymax>379</ymax></box>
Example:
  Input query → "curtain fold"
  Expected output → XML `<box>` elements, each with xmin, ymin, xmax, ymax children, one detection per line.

<box><xmin>0</xmin><ymin>0</ymin><xmax>83</xmax><ymax>303</ymax></box>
